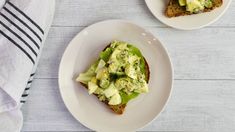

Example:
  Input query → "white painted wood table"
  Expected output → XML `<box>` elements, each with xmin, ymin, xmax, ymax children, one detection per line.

<box><xmin>21</xmin><ymin>0</ymin><xmax>235</xmax><ymax>131</ymax></box>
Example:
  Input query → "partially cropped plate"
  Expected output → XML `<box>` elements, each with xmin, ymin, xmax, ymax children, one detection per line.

<box><xmin>145</xmin><ymin>0</ymin><xmax>231</xmax><ymax>30</ymax></box>
<box><xmin>59</xmin><ymin>20</ymin><xmax>173</xmax><ymax>132</ymax></box>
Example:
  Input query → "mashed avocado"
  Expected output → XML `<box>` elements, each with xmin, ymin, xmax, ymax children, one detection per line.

<box><xmin>178</xmin><ymin>0</ymin><xmax>213</xmax><ymax>13</ymax></box>
<box><xmin>76</xmin><ymin>40</ymin><xmax>149</xmax><ymax>105</ymax></box>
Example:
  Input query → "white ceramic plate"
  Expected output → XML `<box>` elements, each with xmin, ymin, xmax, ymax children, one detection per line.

<box><xmin>59</xmin><ymin>20</ymin><xmax>173</xmax><ymax>132</ymax></box>
<box><xmin>145</xmin><ymin>0</ymin><xmax>231</xmax><ymax>30</ymax></box>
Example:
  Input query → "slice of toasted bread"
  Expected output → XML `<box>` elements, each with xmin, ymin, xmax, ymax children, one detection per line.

<box><xmin>79</xmin><ymin>43</ymin><xmax>150</xmax><ymax>114</ymax></box>
<box><xmin>165</xmin><ymin>0</ymin><xmax>223</xmax><ymax>18</ymax></box>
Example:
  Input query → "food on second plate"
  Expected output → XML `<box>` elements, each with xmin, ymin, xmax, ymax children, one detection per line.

<box><xmin>165</xmin><ymin>0</ymin><xmax>223</xmax><ymax>17</ymax></box>
<box><xmin>76</xmin><ymin>40</ymin><xmax>150</xmax><ymax>114</ymax></box>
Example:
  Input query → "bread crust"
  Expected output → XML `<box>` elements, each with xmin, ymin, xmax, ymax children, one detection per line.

<box><xmin>165</xmin><ymin>0</ymin><xmax>223</xmax><ymax>18</ymax></box>
<box><xmin>79</xmin><ymin>43</ymin><xmax>150</xmax><ymax>114</ymax></box>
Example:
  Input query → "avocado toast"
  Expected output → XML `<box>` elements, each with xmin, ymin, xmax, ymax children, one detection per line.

<box><xmin>165</xmin><ymin>0</ymin><xmax>223</xmax><ymax>17</ymax></box>
<box><xmin>76</xmin><ymin>40</ymin><xmax>150</xmax><ymax>114</ymax></box>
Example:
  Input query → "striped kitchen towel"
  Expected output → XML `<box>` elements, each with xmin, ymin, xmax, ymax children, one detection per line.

<box><xmin>0</xmin><ymin>0</ymin><xmax>55</xmax><ymax>131</ymax></box>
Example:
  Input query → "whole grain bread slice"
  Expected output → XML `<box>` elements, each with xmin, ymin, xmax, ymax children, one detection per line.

<box><xmin>165</xmin><ymin>0</ymin><xmax>223</xmax><ymax>18</ymax></box>
<box><xmin>79</xmin><ymin>43</ymin><xmax>150</xmax><ymax>114</ymax></box>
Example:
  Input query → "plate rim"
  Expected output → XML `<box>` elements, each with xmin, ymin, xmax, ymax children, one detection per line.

<box><xmin>144</xmin><ymin>0</ymin><xmax>232</xmax><ymax>30</ymax></box>
<box><xmin>58</xmin><ymin>19</ymin><xmax>174</xmax><ymax>131</ymax></box>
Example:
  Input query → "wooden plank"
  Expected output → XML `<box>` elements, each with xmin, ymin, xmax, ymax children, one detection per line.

<box><xmin>21</xmin><ymin>79</ymin><xmax>235</xmax><ymax>131</ymax></box>
<box><xmin>52</xmin><ymin>0</ymin><xmax>235</xmax><ymax>27</ymax></box>
<box><xmin>35</xmin><ymin>27</ymin><xmax>235</xmax><ymax>79</ymax></box>
<box><xmin>21</xmin><ymin>1</ymin><xmax>235</xmax><ymax>131</ymax></box>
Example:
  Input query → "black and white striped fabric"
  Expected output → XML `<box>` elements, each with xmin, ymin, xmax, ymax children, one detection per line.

<box><xmin>0</xmin><ymin>0</ymin><xmax>44</xmax><ymax>104</ymax></box>
<box><xmin>0</xmin><ymin>0</ymin><xmax>54</xmax><ymax>131</ymax></box>
<box><xmin>20</xmin><ymin>72</ymin><xmax>35</xmax><ymax>103</ymax></box>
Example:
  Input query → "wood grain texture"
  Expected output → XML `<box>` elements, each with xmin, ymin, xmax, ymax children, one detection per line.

<box><xmin>21</xmin><ymin>0</ymin><xmax>235</xmax><ymax>131</ymax></box>
<box><xmin>35</xmin><ymin>27</ymin><xmax>235</xmax><ymax>79</ymax></box>
<box><xmin>52</xmin><ymin>0</ymin><xmax>235</xmax><ymax>27</ymax></box>
<box><xmin>21</xmin><ymin>79</ymin><xmax>235</xmax><ymax>131</ymax></box>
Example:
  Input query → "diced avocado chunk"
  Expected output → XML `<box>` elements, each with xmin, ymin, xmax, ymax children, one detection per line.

<box><xmin>108</xmin><ymin>93</ymin><xmax>121</xmax><ymax>105</ymax></box>
<box><xmin>94</xmin><ymin>88</ymin><xmax>104</xmax><ymax>95</ymax></box>
<box><xmin>96</xmin><ymin>67</ymin><xmax>109</xmax><ymax>80</ymax></box>
<box><xmin>76</xmin><ymin>61</ymin><xmax>98</xmax><ymax>84</ymax></box>
<box><xmin>134</xmin><ymin>81</ymin><xmax>149</xmax><ymax>93</ymax></box>
<box><xmin>186</xmin><ymin>0</ymin><xmax>204</xmax><ymax>13</ymax></box>
<box><xmin>109</xmin><ymin>48</ymin><xmax>122</xmax><ymax>63</ymax></box>
<box><xmin>99</xmin><ymin>78</ymin><xmax>110</xmax><ymax>89</ymax></box>
<box><xmin>115</xmin><ymin>77</ymin><xmax>133</xmax><ymax>91</ymax></box>
<box><xmin>98</xmin><ymin>95</ymin><xmax>106</xmax><ymax>101</ymax></box>
<box><xmin>116</xmin><ymin>43</ymin><xmax>128</xmax><ymax>50</ymax></box>
<box><xmin>90</xmin><ymin>77</ymin><xmax>97</xmax><ymax>84</ymax></box>
<box><xmin>204</xmin><ymin>0</ymin><xmax>213</xmax><ymax>8</ymax></box>
<box><xmin>179</xmin><ymin>0</ymin><xmax>213</xmax><ymax>13</ymax></box>
<box><xmin>108</xmin><ymin>63</ymin><xmax>119</xmax><ymax>74</ymax></box>
<box><xmin>95</xmin><ymin>59</ymin><xmax>106</xmax><ymax>73</ymax></box>
<box><xmin>108</xmin><ymin>63</ymin><xmax>125</xmax><ymax>76</ymax></box>
<box><xmin>127</xmin><ymin>55</ymin><xmax>140</xmax><ymax>64</ymax></box>
<box><xmin>88</xmin><ymin>81</ymin><xmax>98</xmax><ymax>95</ymax></box>
<box><xmin>96</xmin><ymin>67</ymin><xmax>110</xmax><ymax>88</ymax></box>
<box><xmin>103</xmin><ymin>83</ymin><xmax>118</xmax><ymax>98</ymax></box>
<box><xmin>179</xmin><ymin>0</ymin><xmax>186</xmax><ymax>6</ymax></box>
<box><xmin>125</xmin><ymin>64</ymin><xmax>137</xmax><ymax>79</ymax></box>
<box><xmin>100</xmin><ymin>48</ymin><xmax>113</xmax><ymax>62</ymax></box>
<box><xmin>76</xmin><ymin>73</ymin><xmax>93</xmax><ymax>84</ymax></box>
<box><xmin>110</xmin><ymin>40</ymin><xmax>128</xmax><ymax>49</ymax></box>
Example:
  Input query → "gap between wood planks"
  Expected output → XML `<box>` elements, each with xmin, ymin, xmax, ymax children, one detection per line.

<box><xmin>50</xmin><ymin>25</ymin><xmax>235</xmax><ymax>28</ymax></box>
